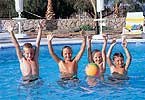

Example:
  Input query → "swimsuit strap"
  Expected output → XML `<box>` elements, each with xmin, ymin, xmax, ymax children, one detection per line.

<box><xmin>60</xmin><ymin>72</ymin><xmax>78</xmax><ymax>81</ymax></box>
<box><xmin>22</xmin><ymin>75</ymin><xmax>39</xmax><ymax>82</ymax></box>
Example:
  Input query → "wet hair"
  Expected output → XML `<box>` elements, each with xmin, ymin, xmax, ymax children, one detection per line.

<box><xmin>23</xmin><ymin>43</ymin><xmax>33</xmax><ymax>49</ymax></box>
<box><xmin>22</xmin><ymin>43</ymin><xmax>35</xmax><ymax>58</ymax></box>
<box><xmin>113</xmin><ymin>52</ymin><xmax>124</xmax><ymax>60</ymax></box>
<box><xmin>61</xmin><ymin>46</ymin><xmax>72</xmax><ymax>56</ymax></box>
<box><xmin>91</xmin><ymin>49</ymin><xmax>101</xmax><ymax>57</ymax></box>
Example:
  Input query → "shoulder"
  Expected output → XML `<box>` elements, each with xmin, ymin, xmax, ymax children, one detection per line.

<box><xmin>58</xmin><ymin>60</ymin><xmax>64</xmax><ymax>65</ymax></box>
<box><xmin>110</xmin><ymin>65</ymin><xmax>116</xmax><ymax>70</ymax></box>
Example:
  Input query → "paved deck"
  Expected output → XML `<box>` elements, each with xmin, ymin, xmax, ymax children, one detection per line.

<box><xmin>1</xmin><ymin>33</ymin><xmax>145</xmax><ymax>48</ymax></box>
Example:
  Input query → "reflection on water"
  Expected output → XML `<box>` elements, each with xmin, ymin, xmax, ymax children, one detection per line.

<box><xmin>16</xmin><ymin>74</ymin><xmax>141</xmax><ymax>100</ymax></box>
<box><xmin>17</xmin><ymin>79</ymin><xmax>45</xmax><ymax>100</ymax></box>
<box><xmin>135</xmin><ymin>42</ymin><xmax>142</xmax><ymax>46</ymax></box>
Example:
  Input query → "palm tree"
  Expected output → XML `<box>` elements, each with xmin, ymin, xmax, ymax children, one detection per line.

<box><xmin>90</xmin><ymin>0</ymin><xmax>97</xmax><ymax>18</ymax></box>
<box><xmin>89</xmin><ymin>0</ymin><xmax>96</xmax><ymax>18</ymax></box>
<box><xmin>45</xmin><ymin>0</ymin><xmax>55</xmax><ymax>19</ymax></box>
<box><xmin>89</xmin><ymin>0</ymin><xmax>100</xmax><ymax>34</ymax></box>
<box><xmin>114</xmin><ymin>0</ymin><xmax>121</xmax><ymax>18</ymax></box>
<box><xmin>89</xmin><ymin>0</ymin><xmax>109</xmax><ymax>18</ymax></box>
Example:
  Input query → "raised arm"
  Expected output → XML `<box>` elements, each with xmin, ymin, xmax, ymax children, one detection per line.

<box><xmin>87</xmin><ymin>35</ymin><xmax>93</xmax><ymax>63</ymax></box>
<box><xmin>102</xmin><ymin>34</ymin><xmax>108</xmax><ymax>72</ymax></box>
<box><xmin>122</xmin><ymin>38</ymin><xmax>132</xmax><ymax>70</ymax></box>
<box><xmin>47</xmin><ymin>34</ymin><xmax>61</xmax><ymax>63</ymax></box>
<box><xmin>74</xmin><ymin>31</ymin><xmax>86</xmax><ymax>62</ymax></box>
<box><xmin>35</xmin><ymin>20</ymin><xmax>45</xmax><ymax>58</ymax></box>
<box><xmin>107</xmin><ymin>38</ymin><xmax>116</xmax><ymax>68</ymax></box>
<box><xmin>7</xmin><ymin>24</ymin><xmax>23</xmax><ymax>60</ymax></box>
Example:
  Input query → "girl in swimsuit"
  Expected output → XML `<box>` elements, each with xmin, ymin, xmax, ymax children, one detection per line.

<box><xmin>87</xmin><ymin>34</ymin><xmax>108</xmax><ymax>81</ymax></box>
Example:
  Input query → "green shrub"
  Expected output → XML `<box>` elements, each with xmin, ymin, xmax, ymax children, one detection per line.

<box><xmin>79</xmin><ymin>24</ymin><xmax>93</xmax><ymax>31</ymax></box>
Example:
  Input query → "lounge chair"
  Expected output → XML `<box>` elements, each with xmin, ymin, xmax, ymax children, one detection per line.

<box><xmin>122</xmin><ymin>12</ymin><xmax>144</xmax><ymax>35</ymax></box>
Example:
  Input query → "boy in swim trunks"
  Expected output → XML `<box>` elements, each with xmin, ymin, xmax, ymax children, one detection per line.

<box><xmin>87</xmin><ymin>34</ymin><xmax>108</xmax><ymax>81</ymax></box>
<box><xmin>47</xmin><ymin>31</ymin><xmax>86</xmax><ymax>81</ymax></box>
<box><xmin>107</xmin><ymin>37</ymin><xmax>132</xmax><ymax>80</ymax></box>
<box><xmin>7</xmin><ymin>20</ymin><xmax>45</xmax><ymax>83</ymax></box>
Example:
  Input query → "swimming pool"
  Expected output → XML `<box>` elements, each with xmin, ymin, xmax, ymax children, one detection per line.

<box><xmin>0</xmin><ymin>41</ymin><xmax>145</xmax><ymax>100</ymax></box>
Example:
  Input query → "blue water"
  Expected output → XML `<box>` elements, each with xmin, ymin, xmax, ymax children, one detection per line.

<box><xmin>0</xmin><ymin>42</ymin><xmax>145</xmax><ymax>100</ymax></box>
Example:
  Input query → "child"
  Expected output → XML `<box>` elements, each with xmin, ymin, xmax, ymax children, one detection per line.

<box><xmin>107</xmin><ymin>38</ymin><xmax>132</xmax><ymax>80</ymax></box>
<box><xmin>47</xmin><ymin>31</ymin><xmax>86</xmax><ymax>81</ymax></box>
<box><xmin>7</xmin><ymin>20</ymin><xmax>45</xmax><ymax>83</ymax></box>
<box><xmin>87</xmin><ymin>34</ymin><xmax>108</xmax><ymax>81</ymax></box>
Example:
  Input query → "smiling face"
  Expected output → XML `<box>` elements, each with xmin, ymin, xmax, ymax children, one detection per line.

<box><xmin>23</xmin><ymin>43</ymin><xmax>35</xmax><ymax>60</ymax></box>
<box><xmin>113</xmin><ymin>52</ymin><xmax>124</xmax><ymax>67</ymax></box>
<box><xmin>113</xmin><ymin>56</ymin><xmax>124</xmax><ymax>67</ymax></box>
<box><xmin>93</xmin><ymin>51</ymin><xmax>102</xmax><ymax>64</ymax></box>
<box><xmin>23</xmin><ymin>47</ymin><xmax>35</xmax><ymax>60</ymax></box>
<box><xmin>62</xmin><ymin>47</ymin><xmax>72</xmax><ymax>61</ymax></box>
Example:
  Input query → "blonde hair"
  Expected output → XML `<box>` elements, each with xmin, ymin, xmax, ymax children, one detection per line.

<box><xmin>23</xmin><ymin>43</ymin><xmax>33</xmax><ymax>50</ymax></box>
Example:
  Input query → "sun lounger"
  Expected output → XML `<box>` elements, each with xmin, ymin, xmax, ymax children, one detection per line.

<box><xmin>122</xmin><ymin>12</ymin><xmax>144</xmax><ymax>35</ymax></box>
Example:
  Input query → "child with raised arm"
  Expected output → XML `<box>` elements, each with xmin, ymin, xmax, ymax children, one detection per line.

<box><xmin>107</xmin><ymin>38</ymin><xmax>132</xmax><ymax>80</ymax></box>
<box><xmin>47</xmin><ymin>31</ymin><xmax>86</xmax><ymax>81</ymax></box>
<box><xmin>7</xmin><ymin>20</ymin><xmax>45</xmax><ymax>83</ymax></box>
<box><xmin>87</xmin><ymin>34</ymin><xmax>108</xmax><ymax>81</ymax></box>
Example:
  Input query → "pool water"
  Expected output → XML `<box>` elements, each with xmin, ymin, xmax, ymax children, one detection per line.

<box><xmin>0</xmin><ymin>42</ymin><xmax>145</xmax><ymax>100</ymax></box>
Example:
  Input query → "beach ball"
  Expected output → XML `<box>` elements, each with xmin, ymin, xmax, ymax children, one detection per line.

<box><xmin>85</xmin><ymin>63</ymin><xmax>99</xmax><ymax>77</ymax></box>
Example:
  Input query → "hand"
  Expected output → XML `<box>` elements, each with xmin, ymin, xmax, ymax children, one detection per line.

<box><xmin>47</xmin><ymin>33</ymin><xmax>53</xmax><ymax>41</ymax></box>
<box><xmin>102</xmin><ymin>34</ymin><xmax>108</xmax><ymax>41</ymax></box>
<box><xmin>80</xmin><ymin>30</ymin><xmax>86</xmax><ymax>36</ymax></box>
<box><xmin>111</xmin><ymin>38</ymin><xmax>116</xmax><ymax>45</ymax></box>
<box><xmin>38</xmin><ymin>19</ymin><xmax>46</xmax><ymax>30</ymax></box>
<box><xmin>5</xmin><ymin>22</ymin><xmax>14</xmax><ymax>33</ymax></box>
<box><xmin>87</xmin><ymin>35</ymin><xmax>92</xmax><ymax>42</ymax></box>
<box><xmin>7</xmin><ymin>26</ymin><xmax>13</xmax><ymax>33</ymax></box>
<box><xmin>122</xmin><ymin>38</ymin><xmax>127</xmax><ymax>48</ymax></box>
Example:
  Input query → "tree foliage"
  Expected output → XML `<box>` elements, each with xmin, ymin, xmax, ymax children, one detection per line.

<box><xmin>0</xmin><ymin>0</ymin><xmax>16</xmax><ymax>18</ymax></box>
<box><xmin>0</xmin><ymin>0</ymin><xmax>47</xmax><ymax>19</ymax></box>
<box><xmin>23</xmin><ymin>0</ymin><xmax>47</xmax><ymax>18</ymax></box>
<box><xmin>53</xmin><ymin>0</ymin><xmax>75</xmax><ymax>18</ymax></box>
<box><xmin>0</xmin><ymin>0</ymin><xmax>145</xmax><ymax>19</ymax></box>
<box><xmin>73</xmin><ymin>0</ymin><xmax>94</xmax><ymax>17</ymax></box>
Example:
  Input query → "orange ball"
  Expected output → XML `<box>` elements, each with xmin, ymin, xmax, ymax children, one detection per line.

<box><xmin>85</xmin><ymin>63</ymin><xmax>99</xmax><ymax>77</ymax></box>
